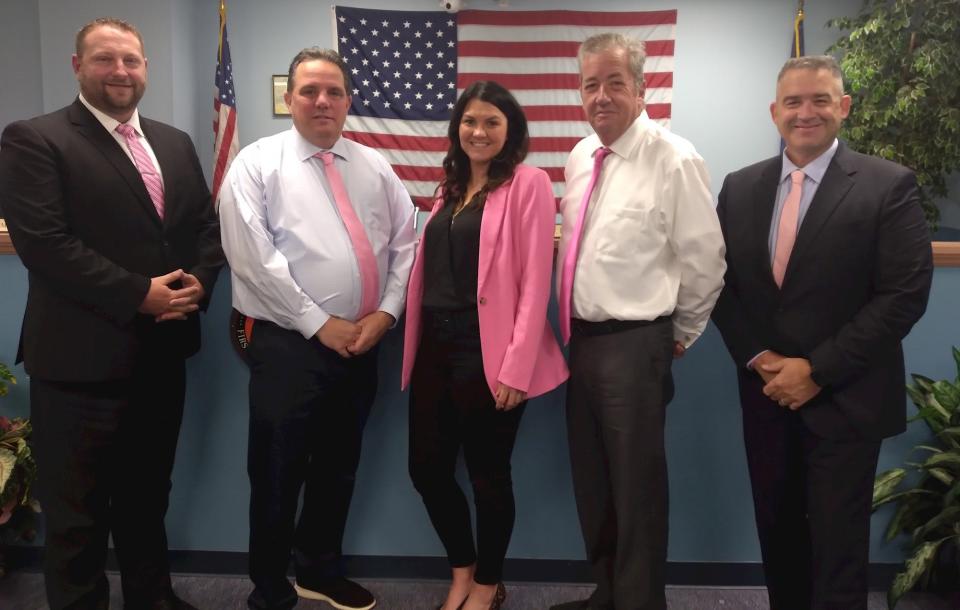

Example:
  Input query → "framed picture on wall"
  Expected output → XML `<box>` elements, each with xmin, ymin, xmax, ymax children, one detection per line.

<box><xmin>272</xmin><ymin>75</ymin><xmax>289</xmax><ymax>116</ymax></box>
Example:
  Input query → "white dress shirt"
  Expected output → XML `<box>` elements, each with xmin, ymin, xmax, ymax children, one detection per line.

<box><xmin>557</xmin><ymin>114</ymin><xmax>726</xmax><ymax>347</ymax></box>
<box><xmin>218</xmin><ymin>128</ymin><xmax>417</xmax><ymax>338</ymax></box>
<box><xmin>78</xmin><ymin>93</ymin><xmax>163</xmax><ymax>182</ymax></box>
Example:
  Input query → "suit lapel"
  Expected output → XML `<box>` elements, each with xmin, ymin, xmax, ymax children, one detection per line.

<box><xmin>753</xmin><ymin>158</ymin><xmax>781</xmax><ymax>285</ymax></box>
<box><xmin>68</xmin><ymin>100</ymin><xmax>162</xmax><ymax>227</ymax></box>
<box><xmin>785</xmin><ymin>145</ymin><xmax>855</xmax><ymax>281</ymax></box>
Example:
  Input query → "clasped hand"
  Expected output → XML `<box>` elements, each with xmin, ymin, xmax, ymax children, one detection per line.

<box><xmin>316</xmin><ymin>311</ymin><xmax>394</xmax><ymax>358</ymax></box>
<box><xmin>138</xmin><ymin>269</ymin><xmax>205</xmax><ymax>322</ymax></box>
<box><xmin>756</xmin><ymin>351</ymin><xmax>821</xmax><ymax>410</ymax></box>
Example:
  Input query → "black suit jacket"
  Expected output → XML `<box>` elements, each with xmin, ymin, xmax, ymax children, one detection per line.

<box><xmin>0</xmin><ymin>99</ymin><xmax>224</xmax><ymax>382</ymax></box>
<box><xmin>712</xmin><ymin>142</ymin><xmax>933</xmax><ymax>440</ymax></box>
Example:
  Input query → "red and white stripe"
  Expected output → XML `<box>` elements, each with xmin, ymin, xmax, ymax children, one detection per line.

<box><xmin>212</xmin><ymin>98</ymin><xmax>238</xmax><ymax>204</ymax></box>
<box><xmin>342</xmin><ymin>9</ymin><xmax>677</xmax><ymax>209</ymax></box>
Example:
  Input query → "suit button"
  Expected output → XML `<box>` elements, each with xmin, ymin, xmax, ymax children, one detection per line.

<box><xmin>479</xmin><ymin>297</ymin><xmax>486</xmax><ymax>305</ymax></box>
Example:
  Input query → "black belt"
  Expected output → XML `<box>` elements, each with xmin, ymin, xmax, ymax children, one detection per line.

<box><xmin>571</xmin><ymin>316</ymin><xmax>670</xmax><ymax>336</ymax></box>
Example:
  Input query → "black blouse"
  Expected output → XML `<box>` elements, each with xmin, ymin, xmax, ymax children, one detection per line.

<box><xmin>421</xmin><ymin>199</ymin><xmax>484</xmax><ymax>311</ymax></box>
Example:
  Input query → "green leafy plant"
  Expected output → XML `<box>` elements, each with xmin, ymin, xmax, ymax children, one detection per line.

<box><xmin>828</xmin><ymin>0</ymin><xmax>960</xmax><ymax>229</ymax></box>
<box><xmin>873</xmin><ymin>347</ymin><xmax>960</xmax><ymax>608</ymax></box>
<box><xmin>0</xmin><ymin>363</ymin><xmax>39</xmax><ymax>579</ymax></box>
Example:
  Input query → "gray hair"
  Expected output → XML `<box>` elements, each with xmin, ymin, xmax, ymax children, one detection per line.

<box><xmin>287</xmin><ymin>47</ymin><xmax>351</xmax><ymax>92</ymax></box>
<box><xmin>577</xmin><ymin>33</ymin><xmax>646</xmax><ymax>89</ymax></box>
<box><xmin>777</xmin><ymin>55</ymin><xmax>845</xmax><ymax>93</ymax></box>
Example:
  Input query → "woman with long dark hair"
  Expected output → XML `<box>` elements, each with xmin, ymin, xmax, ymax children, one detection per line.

<box><xmin>401</xmin><ymin>81</ymin><xmax>568</xmax><ymax>610</ymax></box>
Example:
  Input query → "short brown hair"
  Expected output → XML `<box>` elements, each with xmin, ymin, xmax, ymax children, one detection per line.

<box><xmin>75</xmin><ymin>18</ymin><xmax>145</xmax><ymax>57</ymax></box>
<box><xmin>286</xmin><ymin>47</ymin><xmax>351</xmax><ymax>92</ymax></box>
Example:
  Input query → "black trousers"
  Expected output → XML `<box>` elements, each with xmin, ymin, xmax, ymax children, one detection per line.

<box><xmin>739</xmin><ymin>371</ymin><xmax>881</xmax><ymax>610</ymax></box>
<box><xmin>31</xmin><ymin>354</ymin><xmax>186</xmax><ymax>610</ymax></box>
<box><xmin>408</xmin><ymin>308</ymin><xmax>526</xmax><ymax>585</ymax></box>
<box><xmin>565</xmin><ymin>317</ymin><xmax>674</xmax><ymax>610</ymax></box>
<box><xmin>245</xmin><ymin>321</ymin><xmax>377</xmax><ymax>610</ymax></box>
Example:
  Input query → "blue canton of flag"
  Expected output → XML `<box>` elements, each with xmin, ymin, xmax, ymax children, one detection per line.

<box><xmin>336</xmin><ymin>7</ymin><xmax>456</xmax><ymax>121</ymax></box>
<box><xmin>215</xmin><ymin>38</ymin><xmax>236</xmax><ymax>108</ymax></box>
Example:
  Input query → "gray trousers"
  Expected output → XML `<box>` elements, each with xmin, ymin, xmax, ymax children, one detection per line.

<box><xmin>566</xmin><ymin>317</ymin><xmax>675</xmax><ymax>610</ymax></box>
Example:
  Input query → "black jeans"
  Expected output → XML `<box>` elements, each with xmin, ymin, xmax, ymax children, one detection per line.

<box><xmin>245</xmin><ymin>321</ymin><xmax>378</xmax><ymax>610</ymax></box>
<box><xmin>408</xmin><ymin>308</ymin><xmax>526</xmax><ymax>584</ymax></box>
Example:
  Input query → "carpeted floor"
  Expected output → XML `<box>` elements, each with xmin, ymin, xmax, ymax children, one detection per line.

<box><xmin>0</xmin><ymin>572</ymin><xmax>956</xmax><ymax>609</ymax></box>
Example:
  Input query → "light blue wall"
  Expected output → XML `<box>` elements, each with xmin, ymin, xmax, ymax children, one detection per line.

<box><xmin>2</xmin><ymin>0</ymin><xmax>959</xmax><ymax>568</ymax></box>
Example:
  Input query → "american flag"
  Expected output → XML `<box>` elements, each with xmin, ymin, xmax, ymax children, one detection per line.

<box><xmin>334</xmin><ymin>7</ymin><xmax>677</xmax><ymax>209</ymax></box>
<box><xmin>212</xmin><ymin>0</ymin><xmax>239</xmax><ymax>203</ymax></box>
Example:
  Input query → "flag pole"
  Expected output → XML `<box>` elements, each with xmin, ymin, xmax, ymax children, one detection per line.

<box><xmin>793</xmin><ymin>0</ymin><xmax>805</xmax><ymax>58</ymax></box>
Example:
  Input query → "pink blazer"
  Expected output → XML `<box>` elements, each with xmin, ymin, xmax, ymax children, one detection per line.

<box><xmin>401</xmin><ymin>164</ymin><xmax>569</xmax><ymax>398</ymax></box>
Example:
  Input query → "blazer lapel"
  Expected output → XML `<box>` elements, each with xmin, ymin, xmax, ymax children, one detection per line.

<box><xmin>477</xmin><ymin>183</ymin><xmax>508</xmax><ymax>292</ymax></box>
<box><xmin>753</xmin><ymin>158</ymin><xmax>781</xmax><ymax>285</ymax></box>
<box><xmin>784</xmin><ymin>145</ymin><xmax>855</xmax><ymax>281</ymax></box>
<box><xmin>68</xmin><ymin>101</ymin><xmax>162</xmax><ymax>227</ymax></box>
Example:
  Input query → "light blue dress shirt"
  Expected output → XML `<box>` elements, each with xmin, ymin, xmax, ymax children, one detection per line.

<box><xmin>768</xmin><ymin>138</ymin><xmax>839</xmax><ymax>263</ymax></box>
<box><xmin>218</xmin><ymin>128</ymin><xmax>417</xmax><ymax>338</ymax></box>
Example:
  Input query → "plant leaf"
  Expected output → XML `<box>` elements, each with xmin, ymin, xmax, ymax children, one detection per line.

<box><xmin>0</xmin><ymin>448</ymin><xmax>14</xmax><ymax>496</ymax></box>
<box><xmin>874</xmin><ymin>468</ymin><xmax>907</xmax><ymax>505</ymax></box>
<box><xmin>926</xmin><ymin>467</ymin><xmax>955</xmax><ymax>487</ymax></box>
<box><xmin>924</xmin><ymin>452</ymin><xmax>960</xmax><ymax>470</ymax></box>
<box><xmin>913</xmin><ymin>506</ymin><xmax>960</xmax><ymax>544</ymax></box>
<box><xmin>888</xmin><ymin>539</ymin><xmax>947</xmax><ymax>608</ymax></box>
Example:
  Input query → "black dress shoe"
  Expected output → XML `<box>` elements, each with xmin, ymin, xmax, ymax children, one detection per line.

<box><xmin>549</xmin><ymin>601</ymin><xmax>590</xmax><ymax>610</ymax></box>
<box><xmin>148</xmin><ymin>595</ymin><xmax>200</xmax><ymax>610</ymax></box>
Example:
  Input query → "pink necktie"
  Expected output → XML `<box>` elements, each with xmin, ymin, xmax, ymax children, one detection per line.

<box><xmin>116</xmin><ymin>123</ymin><xmax>164</xmax><ymax>219</ymax></box>
<box><xmin>559</xmin><ymin>146</ymin><xmax>611</xmax><ymax>344</ymax></box>
<box><xmin>772</xmin><ymin>170</ymin><xmax>805</xmax><ymax>287</ymax></box>
<box><xmin>319</xmin><ymin>152</ymin><xmax>380</xmax><ymax>318</ymax></box>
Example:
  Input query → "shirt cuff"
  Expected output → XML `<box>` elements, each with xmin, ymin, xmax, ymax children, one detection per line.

<box><xmin>295</xmin><ymin>306</ymin><xmax>330</xmax><ymax>340</ymax></box>
<box><xmin>377</xmin><ymin>293</ymin><xmax>405</xmax><ymax>328</ymax></box>
<box><xmin>746</xmin><ymin>350</ymin><xmax>769</xmax><ymax>370</ymax></box>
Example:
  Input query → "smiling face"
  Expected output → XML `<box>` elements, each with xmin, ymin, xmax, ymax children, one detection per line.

<box><xmin>579</xmin><ymin>47</ymin><xmax>644</xmax><ymax>146</ymax></box>
<box><xmin>458</xmin><ymin>98</ymin><xmax>508</xmax><ymax>173</ymax></box>
<box><xmin>771</xmin><ymin>67</ymin><xmax>851</xmax><ymax>167</ymax></box>
<box><xmin>284</xmin><ymin>59</ymin><xmax>351</xmax><ymax>149</ymax></box>
<box><xmin>72</xmin><ymin>25</ymin><xmax>147</xmax><ymax>123</ymax></box>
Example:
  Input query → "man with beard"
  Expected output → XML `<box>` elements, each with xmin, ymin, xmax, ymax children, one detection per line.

<box><xmin>0</xmin><ymin>17</ymin><xmax>223</xmax><ymax>610</ymax></box>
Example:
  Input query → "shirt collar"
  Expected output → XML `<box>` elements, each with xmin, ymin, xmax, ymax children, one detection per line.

<box><xmin>78</xmin><ymin>93</ymin><xmax>143</xmax><ymax>136</ymax></box>
<box><xmin>292</xmin><ymin>128</ymin><xmax>351</xmax><ymax>163</ymax></box>
<box><xmin>603</xmin><ymin>110</ymin><xmax>652</xmax><ymax>160</ymax></box>
<box><xmin>781</xmin><ymin>138</ymin><xmax>838</xmax><ymax>185</ymax></box>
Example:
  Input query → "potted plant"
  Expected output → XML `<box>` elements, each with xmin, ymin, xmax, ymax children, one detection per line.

<box><xmin>872</xmin><ymin>347</ymin><xmax>960</xmax><ymax>608</ymax></box>
<box><xmin>828</xmin><ymin>0</ymin><xmax>960</xmax><ymax>230</ymax></box>
<box><xmin>0</xmin><ymin>362</ymin><xmax>39</xmax><ymax>578</ymax></box>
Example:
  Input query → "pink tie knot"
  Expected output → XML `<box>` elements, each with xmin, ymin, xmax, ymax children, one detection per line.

<box><xmin>791</xmin><ymin>169</ymin><xmax>804</xmax><ymax>186</ymax></box>
<box><xmin>319</xmin><ymin>151</ymin><xmax>335</xmax><ymax>166</ymax></box>
<box><xmin>116</xmin><ymin>123</ymin><xmax>134</xmax><ymax>137</ymax></box>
